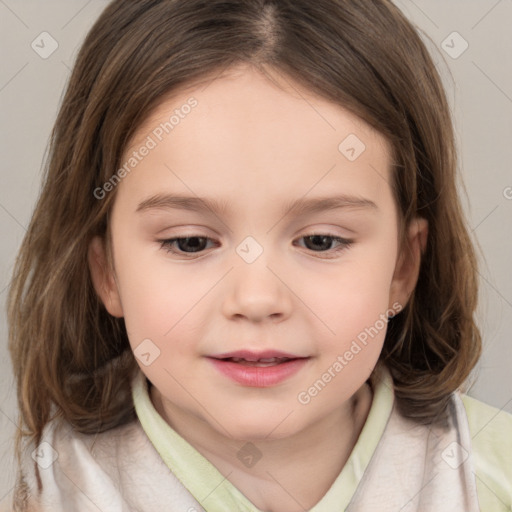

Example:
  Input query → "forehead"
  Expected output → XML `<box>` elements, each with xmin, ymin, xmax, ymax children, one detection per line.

<box><xmin>119</xmin><ymin>64</ymin><xmax>394</xmax><ymax>214</ymax></box>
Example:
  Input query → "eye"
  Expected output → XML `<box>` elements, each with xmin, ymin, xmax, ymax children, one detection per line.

<box><xmin>159</xmin><ymin>233</ymin><xmax>353</xmax><ymax>258</ymax></box>
<box><xmin>160</xmin><ymin>236</ymin><xmax>217</xmax><ymax>256</ymax></box>
<box><xmin>294</xmin><ymin>233</ymin><xmax>353</xmax><ymax>258</ymax></box>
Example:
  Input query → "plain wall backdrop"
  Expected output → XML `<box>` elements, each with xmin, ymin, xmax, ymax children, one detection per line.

<box><xmin>1</xmin><ymin>0</ymin><xmax>511</xmax><ymax>507</ymax></box>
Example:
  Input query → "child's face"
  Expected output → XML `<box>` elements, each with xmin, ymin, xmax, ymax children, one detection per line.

<box><xmin>90</xmin><ymin>63</ymin><xmax>425</xmax><ymax>440</ymax></box>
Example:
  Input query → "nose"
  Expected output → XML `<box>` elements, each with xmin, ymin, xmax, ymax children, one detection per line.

<box><xmin>221</xmin><ymin>254</ymin><xmax>293</xmax><ymax>323</ymax></box>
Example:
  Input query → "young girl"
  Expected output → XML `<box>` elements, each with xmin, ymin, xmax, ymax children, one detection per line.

<box><xmin>7</xmin><ymin>0</ymin><xmax>511</xmax><ymax>511</ymax></box>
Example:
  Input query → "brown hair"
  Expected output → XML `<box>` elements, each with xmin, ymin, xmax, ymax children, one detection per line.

<box><xmin>8</xmin><ymin>0</ymin><xmax>481</xmax><ymax>476</ymax></box>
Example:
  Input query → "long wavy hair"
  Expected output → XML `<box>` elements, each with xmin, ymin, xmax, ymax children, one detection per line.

<box><xmin>8</xmin><ymin>0</ymin><xmax>481</xmax><ymax>484</ymax></box>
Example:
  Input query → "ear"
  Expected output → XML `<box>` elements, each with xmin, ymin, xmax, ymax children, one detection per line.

<box><xmin>88</xmin><ymin>236</ymin><xmax>124</xmax><ymax>317</ymax></box>
<box><xmin>389</xmin><ymin>216</ymin><xmax>428</xmax><ymax>310</ymax></box>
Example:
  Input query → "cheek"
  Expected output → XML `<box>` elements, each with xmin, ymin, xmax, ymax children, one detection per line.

<box><xmin>300</xmin><ymin>261</ymin><xmax>396</xmax><ymax>411</ymax></box>
<box><xmin>113</xmin><ymin>247</ymin><xmax>220</xmax><ymax>368</ymax></box>
<box><xmin>313</xmin><ymin>252</ymin><xmax>397</xmax><ymax>339</ymax></box>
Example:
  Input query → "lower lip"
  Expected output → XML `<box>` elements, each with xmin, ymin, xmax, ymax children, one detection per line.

<box><xmin>208</xmin><ymin>358</ymin><xmax>309</xmax><ymax>387</ymax></box>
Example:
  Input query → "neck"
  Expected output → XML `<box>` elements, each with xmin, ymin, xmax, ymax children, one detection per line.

<box><xmin>151</xmin><ymin>381</ymin><xmax>373</xmax><ymax>511</ymax></box>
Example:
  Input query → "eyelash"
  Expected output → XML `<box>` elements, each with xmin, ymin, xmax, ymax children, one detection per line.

<box><xmin>158</xmin><ymin>232</ymin><xmax>353</xmax><ymax>259</ymax></box>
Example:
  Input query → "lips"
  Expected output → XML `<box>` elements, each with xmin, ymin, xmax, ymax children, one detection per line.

<box><xmin>207</xmin><ymin>350</ymin><xmax>310</xmax><ymax>387</ymax></box>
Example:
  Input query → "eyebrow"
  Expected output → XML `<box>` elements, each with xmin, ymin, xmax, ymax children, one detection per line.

<box><xmin>136</xmin><ymin>193</ymin><xmax>378</xmax><ymax>217</ymax></box>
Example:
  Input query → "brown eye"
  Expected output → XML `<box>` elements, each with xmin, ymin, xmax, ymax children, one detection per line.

<box><xmin>303</xmin><ymin>235</ymin><xmax>337</xmax><ymax>251</ymax></box>
<box><xmin>294</xmin><ymin>233</ymin><xmax>353</xmax><ymax>257</ymax></box>
<box><xmin>160</xmin><ymin>236</ymin><xmax>216</xmax><ymax>255</ymax></box>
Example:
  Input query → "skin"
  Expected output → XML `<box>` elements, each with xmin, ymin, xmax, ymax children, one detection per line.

<box><xmin>89</xmin><ymin>63</ymin><xmax>428</xmax><ymax>511</ymax></box>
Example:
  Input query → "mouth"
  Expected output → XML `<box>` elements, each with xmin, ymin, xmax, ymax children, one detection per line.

<box><xmin>206</xmin><ymin>350</ymin><xmax>310</xmax><ymax>387</ymax></box>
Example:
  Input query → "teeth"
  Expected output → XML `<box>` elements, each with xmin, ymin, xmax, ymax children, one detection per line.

<box><xmin>226</xmin><ymin>356</ymin><xmax>292</xmax><ymax>366</ymax></box>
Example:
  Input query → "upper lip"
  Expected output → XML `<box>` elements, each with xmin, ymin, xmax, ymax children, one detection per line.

<box><xmin>208</xmin><ymin>350</ymin><xmax>308</xmax><ymax>361</ymax></box>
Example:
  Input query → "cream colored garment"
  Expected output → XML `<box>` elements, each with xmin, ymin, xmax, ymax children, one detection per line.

<box><xmin>12</xmin><ymin>371</ymin><xmax>482</xmax><ymax>511</ymax></box>
<box><xmin>14</xmin><ymin>417</ymin><xmax>205</xmax><ymax>512</ymax></box>
<box><xmin>346</xmin><ymin>391</ymin><xmax>480</xmax><ymax>511</ymax></box>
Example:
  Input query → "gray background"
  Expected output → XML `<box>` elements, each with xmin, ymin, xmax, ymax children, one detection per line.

<box><xmin>1</xmin><ymin>0</ymin><xmax>511</xmax><ymax>507</ymax></box>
